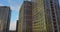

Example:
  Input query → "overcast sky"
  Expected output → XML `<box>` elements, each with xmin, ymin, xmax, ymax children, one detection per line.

<box><xmin>0</xmin><ymin>0</ymin><xmax>60</xmax><ymax>30</ymax></box>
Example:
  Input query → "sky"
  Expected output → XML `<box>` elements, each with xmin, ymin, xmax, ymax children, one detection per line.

<box><xmin>0</xmin><ymin>0</ymin><xmax>60</xmax><ymax>31</ymax></box>
<box><xmin>0</xmin><ymin>0</ymin><xmax>23</xmax><ymax>30</ymax></box>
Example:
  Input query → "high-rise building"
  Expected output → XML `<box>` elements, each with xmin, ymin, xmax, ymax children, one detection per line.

<box><xmin>18</xmin><ymin>1</ymin><xmax>32</xmax><ymax>32</ymax></box>
<box><xmin>10</xmin><ymin>30</ymin><xmax>16</xmax><ymax>32</ymax></box>
<box><xmin>0</xmin><ymin>6</ymin><xmax>11</xmax><ymax>32</ymax></box>
<box><xmin>18</xmin><ymin>0</ymin><xmax>60</xmax><ymax>32</ymax></box>
<box><xmin>31</xmin><ymin>0</ymin><xmax>60</xmax><ymax>32</ymax></box>
<box><xmin>16</xmin><ymin>20</ymin><xmax>19</xmax><ymax>32</ymax></box>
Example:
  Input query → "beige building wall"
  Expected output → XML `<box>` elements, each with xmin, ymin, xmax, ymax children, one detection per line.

<box><xmin>18</xmin><ymin>4</ymin><xmax>24</xmax><ymax>32</ymax></box>
<box><xmin>18</xmin><ymin>0</ymin><xmax>60</xmax><ymax>32</ymax></box>
<box><xmin>0</xmin><ymin>6</ymin><xmax>11</xmax><ymax>32</ymax></box>
<box><xmin>32</xmin><ymin>0</ymin><xmax>60</xmax><ymax>32</ymax></box>
<box><xmin>32</xmin><ymin>0</ymin><xmax>47</xmax><ymax>32</ymax></box>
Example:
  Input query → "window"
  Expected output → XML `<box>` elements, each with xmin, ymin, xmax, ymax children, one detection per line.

<box><xmin>50</xmin><ymin>1</ymin><xmax>53</xmax><ymax>3</ymax></box>
<box><xmin>52</xmin><ymin>16</ymin><xmax>55</xmax><ymax>18</ymax></box>
<box><xmin>53</xmin><ymin>19</ymin><xmax>56</xmax><ymax>21</ymax></box>
<box><xmin>51</xmin><ymin>6</ymin><xmax>54</xmax><ymax>9</ymax></box>
<box><xmin>53</xmin><ymin>22</ymin><xmax>56</xmax><ymax>25</ymax></box>
<box><xmin>34</xmin><ymin>21</ymin><xmax>38</xmax><ymax>24</ymax></box>
<box><xmin>50</xmin><ymin>4</ymin><xmax>53</xmax><ymax>6</ymax></box>
<box><xmin>24</xmin><ymin>10</ymin><xmax>32</xmax><ymax>15</ymax></box>
<box><xmin>52</xmin><ymin>12</ymin><xmax>55</xmax><ymax>15</ymax></box>
<box><xmin>54</xmin><ymin>26</ymin><xmax>57</xmax><ymax>29</ymax></box>
<box><xmin>55</xmin><ymin>30</ymin><xmax>58</xmax><ymax>32</ymax></box>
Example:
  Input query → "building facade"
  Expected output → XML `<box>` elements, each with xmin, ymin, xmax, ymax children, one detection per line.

<box><xmin>10</xmin><ymin>30</ymin><xmax>16</xmax><ymax>32</ymax></box>
<box><xmin>18</xmin><ymin>0</ymin><xmax>60</xmax><ymax>32</ymax></box>
<box><xmin>18</xmin><ymin>1</ymin><xmax>32</xmax><ymax>32</ymax></box>
<box><xmin>16</xmin><ymin>20</ymin><xmax>19</xmax><ymax>32</ymax></box>
<box><xmin>31</xmin><ymin>0</ymin><xmax>60</xmax><ymax>32</ymax></box>
<box><xmin>0</xmin><ymin>6</ymin><xmax>11</xmax><ymax>32</ymax></box>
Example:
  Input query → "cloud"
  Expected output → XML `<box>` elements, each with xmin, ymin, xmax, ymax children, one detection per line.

<box><xmin>9</xmin><ymin>11</ymin><xmax>19</xmax><ymax>30</ymax></box>
<box><xmin>7</xmin><ymin>0</ymin><xmax>22</xmax><ymax>12</ymax></box>
<box><xmin>24</xmin><ymin>0</ymin><xmax>31</xmax><ymax>1</ymax></box>
<box><xmin>0</xmin><ymin>0</ymin><xmax>22</xmax><ymax>30</ymax></box>
<box><xmin>59</xmin><ymin>0</ymin><xmax>60</xmax><ymax>6</ymax></box>
<box><xmin>10</xmin><ymin>6</ymin><xmax>20</xmax><ymax>12</ymax></box>
<box><xmin>7</xmin><ymin>0</ymin><xmax>23</xmax><ymax>30</ymax></box>
<box><xmin>0</xmin><ymin>3</ymin><xmax>4</xmax><ymax>6</ymax></box>
<box><xmin>9</xmin><ymin>21</ymin><xmax>17</xmax><ymax>30</ymax></box>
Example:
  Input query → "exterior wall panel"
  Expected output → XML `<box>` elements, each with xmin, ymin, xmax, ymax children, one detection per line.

<box><xmin>18</xmin><ymin>1</ymin><xmax>32</xmax><ymax>32</ymax></box>
<box><xmin>32</xmin><ymin>0</ymin><xmax>60</xmax><ymax>32</ymax></box>
<box><xmin>0</xmin><ymin>6</ymin><xmax>11</xmax><ymax>32</ymax></box>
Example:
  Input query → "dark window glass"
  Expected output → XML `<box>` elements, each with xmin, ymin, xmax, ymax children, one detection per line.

<box><xmin>50</xmin><ymin>4</ymin><xmax>53</xmax><ymax>6</ymax></box>
<box><xmin>53</xmin><ymin>19</ymin><xmax>56</xmax><ymax>21</ymax></box>
<box><xmin>52</xmin><ymin>16</ymin><xmax>55</xmax><ymax>18</ymax></box>
<box><xmin>53</xmin><ymin>22</ymin><xmax>56</xmax><ymax>25</ymax></box>
<box><xmin>55</xmin><ymin>30</ymin><xmax>58</xmax><ymax>32</ymax></box>
<box><xmin>50</xmin><ymin>0</ymin><xmax>53</xmax><ymax>3</ymax></box>
<box><xmin>52</xmin><ymin>12</ymin><xmax>55</xmax><ymax>15</ymax></box>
